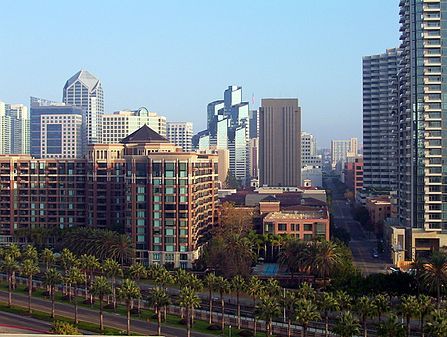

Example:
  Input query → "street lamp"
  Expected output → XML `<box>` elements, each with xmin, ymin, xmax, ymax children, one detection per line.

<box><xmin>229</xmin><ymin>325</ymin><xmax>232</xmax><ymax>337</ymax></box>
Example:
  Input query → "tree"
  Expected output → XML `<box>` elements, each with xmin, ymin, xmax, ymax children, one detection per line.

<box><xmin>41</xmin><ymin>248</ymin><xmax>55</xmax><ymax>272</ymax></box>
<box><xmin>179</xmin><ymin>286</ymin><xmax>201</xmax><ymax>337</ymax></box>
<box><xmin>231</xmin><ymin>275</ymin><xmax>246</xmax><ymax>330</ymax></box>
<box><xmin>246</xmin><ymin>276</ymin><xmax>264</xmax><ymax>336</ymax></box>
<box><xmin>223</xmin><ymin>170</ymin><xmax>240</xmax><ymax>189</ymax></box>
<box><xmin>146</xmin><ymin>287</ymin><xmax>170</xmax><ymax>336</ymax></box>
<box><xmin>306</xmin><ymin>240</ymin><xmax>342</xmax><ymax>287</ymax></box>
<box><xmin>51</xmin><ymin>321</ymin><xmax>80</xmax><ymax>335</ymax></box>
<box><xmin>103</xmin><ymin>258</ymin><xmax>122</xmax><ymax>309</ymax></box>
<box><xmin>278</xmin><ymin>239</ymin><xmax>307</xmax><ymax>278</ymax></box>
<box><xmin>425</xmin><ymin>309</ymin><xmax>447</xmax><ymax>337</ymax></box>
<box><xmin>377</xmin><ymin>314</ymin><xmax>405</xmax><ymax>337</ymax></box>
<box><xmin>335</xmin><ymin>290</ymin><xmax>352</xmax><ymax>312</ymax></box>
<box><xmin>354</xmin><ymin>296</ymin><xmax>376</xmax><ymax>337</ymax></box>
<box><xmin>294</xmin><ymin>299</ymin><xmax>321</xmax><ymax>337</ymax></box>
<box><xmin>79</xmin><ymin>254</ymin><xmax>100</xmax><ymax>302</ymax></box>
<box><xmin>282</xmin><ymin>291</ymin><xmax>299</xmax><ymax>337</ymax></box>
<box><xmin>215</xmin><ymin>276</ymin><xmax>231</xmax><ymax>332</ymax></box>
<box><xmin>6</xmin><ymin>244</ymin><xmax>21</xmax><ymax>290</ymax></box>
<box><xmin>296</xmin><ymin>282</ymin><xmax>316</xmax><ymax>301</ymax></box>
<box><xmin>400</xmin><ymin>295</ymin><xmax>419</xmax><ymax>337</ymax></box>
<box><xmin>66</xmin><ymin>266</ymin><xmax>85</xmax><ymax>324</ymax></box>
<box><xmin>43</xmin><ymin>268</ymin><xmax>62</xmax><ymax>318</ymax></box>
<box><xmin>422</xmin><ymin>251</ymin><xmax>447</xmax><ymax>308</ymax></box>
<box><xmin>91</xmin><ymin>276</ymin><xmax>112</xmax><ymax>332</ymax></box>
<box><xmin>332</xmin><ymin>311</ymin><xmax>361</xmax><ymax>337</ymax></box>
<box><xmin>60</xmin><ymin>248</ymin><xmax>77</xmax><ymax>296</ymax></box>
<box><xmin>22</xmin><ymin>245</ymin><xmax>38</xmax><ymax>263</ymax></box>
<box><xmin>21</xmin><ymin>259</ymin><xmax>40</xmax><ymax>313</ymax></box>
<box><xmin>318</xmin><ymin>292</ymin><xmax>339</xmax><ymax>337</ymax></box>
<box><xmin>417</xmin><ymin>294</ymin><xmax>433</xmax><ymax>337</ymax></box>
<box><xmin>117</xmin><ymin>278</ymin><xmax>141</xmax><ymax>335</ymax></box>
<box><xmin>256</xmin><ymin>295</ymin><xmax>281</xmax><ymax>337</ymax></box>
<box><xmin>373</xmin><ymin>294</ymin><xmax>390</xmax><ymax>323</ymax></box>
<box><xmin>128</xmin><ymin>262</ymin><xmax>146</xmax><ymax>312</ymax></box>
<box><xmin>1</xmin><ymin>255</ymin><xmax>19</xmax><ymax>307</ymax></box>
<box><xmin>204</xmin><ymin>273</ymin><xmax>218</xmax><ymax>324</ymax></box>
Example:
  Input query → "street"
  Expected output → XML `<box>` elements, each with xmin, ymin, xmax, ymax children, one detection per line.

<box><xmin>325</xmin><ymin>177</ymin><xmax>392</xmax><ymax>275</ymax></box>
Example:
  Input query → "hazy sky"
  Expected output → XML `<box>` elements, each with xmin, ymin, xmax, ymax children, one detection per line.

<box><xmin>0</xmin><ymin>0</ymin><xmax>399</xmax><ymax>147</ymax></box>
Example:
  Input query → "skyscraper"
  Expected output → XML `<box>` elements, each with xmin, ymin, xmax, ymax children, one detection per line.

<box><xmin>63</xmin><ymin>70</ymin><xmax>104</xmax><ymax>145</ymax></box>
<box><xmin>167</xmin><ymin>121</ymin><xmax>193</xmax><ymax>152</ymax></box>
<box><xmin>0</xmin><ymin>101</ymin><xmax>29</xmax><ymax>155</ymax></box>
<box><xmin>331</xmin><ymin>138</ymin><xmax>358</xmax><ymax>172</ymax></box>
<box><xmin>363</xmin><ymin>48</ymin><xmax>400</xmax><ymax>191</ymax></box>
<box><xmin>259</xmin><ymin>98</ymin><xmax>301</xmax><ymax>187</ymax></box>
<box><xmin>0</xmin><ymin>102</ymin><xmax>11</xmax><ymax>154</ymax></box>
<box><xmin>301</xmin><ymin>132</ymin><xmax>322</xmax><ymax>187</ymax></box>
<box><xmin>195</xmin><ymin>86</ymin><xmax>250</xmax><ymax>184</ymax></box>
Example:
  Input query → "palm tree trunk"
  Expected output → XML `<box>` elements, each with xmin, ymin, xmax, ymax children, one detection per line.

<box><xmin>363</xmin><ymin>319</ymin><xmax>367</xmax><ymax>337</ymax></box>
<box><xmin>436</xmin><ymin>282</ymin><xmax>441</xmax><ymax>309</ymax></box>
<box><xmin>406</xmin><ymin>316</ymin><xmax>410</xmax><ymax>337</ymax></box>
<box><xmin>301</xmin><ymin>325</ymin><xmax>305</xmax><ymax>337</ymax></box>
<box><xmin>287</xmin><ymin>319</ymin><xmax>291</xmax><ymax>337</ymax></box>
<box><xmin>420</xmin><ymin>316</ymin><xmax>425</xmax><ymax>337</ymax></box>
<box><xmin>99</xmin><ymin>297</ymin><xmax>104</xmax><ymax>331</ymax></box>
<box><xmin>221</xmin><ymin>295</ymin><xmax>225</xmax><ymax>332</ymax></box>
<box><xmin>127</xmin><ymin>302</ymin><xmax>131</xmax><ymax>335</ymax></box>
<box><xmin>8</xmin><ymin>274</ymin><xmax>12</xmax><ymax>307</ymax></box>
<box><xmin>237</xmin><ymin>292</ymin><xmax>241</xmax><ymax>329</ymax></box>
<box><xmin>157</xmin><ymin>310</ymin><xmax>162</xmax><ymax>336</ymax></box>
<box><xmin>51</xmin><ymin>289</ymin><xmax>55</xmax><ymax>318</ymax></box>
<box><xmin>324</xmin><ymin>314</ymin><xmax>329</xmax><ymax>337</ymax></box>
<box><xmin>208</xmin><ymin>289</ymin><xmax>213</xmax><ymax>324</ymax></box>
<box><xmin>187</xmin><ymin>307</ymin><xmax>191</xmax><ymax>337</ymax></box>
<box><xmin>84</xmin><ymin>272</ymin><xmax>88</xmax><ymax>301</ymax></box>
<box><xmin>28</xmin><ymin>275</ymin><xmax>32</xmax><ymax>313</ymax></box>
<box><xmin>253</xmin><ymin>297</ymin><xmax>257</xmax><ymax>335</ymax></box>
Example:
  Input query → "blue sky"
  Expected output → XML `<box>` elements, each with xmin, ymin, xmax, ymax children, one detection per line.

<box><xmin>0</xmin><ymin>0</ymin><xmax>399</xmax><ymax>147</ymax></box>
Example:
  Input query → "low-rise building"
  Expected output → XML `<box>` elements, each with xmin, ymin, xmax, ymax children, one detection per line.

<box><xmin>366</xmin><ymin>195</ymin><xmax>396</xmax><ymax>234</ymax></box>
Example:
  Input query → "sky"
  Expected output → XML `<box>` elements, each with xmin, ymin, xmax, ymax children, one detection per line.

<box><xmin>0</xmin><ymin>0</ymin><xmax>399</xmax><ymax>147</ymax></box>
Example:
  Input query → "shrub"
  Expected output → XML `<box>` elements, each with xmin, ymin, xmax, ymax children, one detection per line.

<box><xmin>51</xmin><ymin>321</ymin><xmax>80</xmax><ymax>335</ymax></box>
<box><xmin>207</xmin><ymin>324</ymin><xmax>221</xmax><ymax>331</ymax></box>
<box><xmin>239</xmin><ymin>330</ymin><xmax>254</xmax><ymax>337</ymax></box>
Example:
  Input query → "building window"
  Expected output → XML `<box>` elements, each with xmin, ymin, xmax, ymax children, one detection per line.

<box><xmin>278</xmin><ymin>223</ymin><xmax>287</xmax><ymax>231</ymax></box>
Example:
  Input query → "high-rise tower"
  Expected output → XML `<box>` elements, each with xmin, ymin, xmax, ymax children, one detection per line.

<box><xmin>63</xmin><ymin>70</ymin><xmax>104</xmax><ymax>145</ymax></box>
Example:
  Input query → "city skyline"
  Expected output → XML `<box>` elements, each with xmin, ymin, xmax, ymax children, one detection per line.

<box><xmin>0</xmin><ymin>1</ymin><xmax>399</xmax><ymax>147</ymax></box>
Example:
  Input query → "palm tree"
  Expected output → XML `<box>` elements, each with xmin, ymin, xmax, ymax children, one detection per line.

<box><xmin>297</xmin><ymin>282</ymin><xmax>316</xmax><ymax>301</ymax></box>
<box><xmin>265</xmin><ymin>278</ymin><xmax>281</xmax><ymax>298</ymax></box>
<box><xmin>43</xmin><ymin>268</ymin><xmax>62</xmax><ymax>318</ymax></box>
<box><xmin>422</xmin><ymin>252</ymin><xmax>447</xmax><ymax>308</ymax></box>
<box><xmin>256</xmin><ymin>295</ymin><xmax>281</xmax><ymax>337</ymax></box>
<box><xmin>128</xmin><ymin>262</ymin><xmax>146</xmax><ymax>312</ymax></box>
<box><xmin>117</xmin><ymin>278</ymin><xmax>141</xmax><ymax>335</ymax></box>
<box><xmin>318</xmin><ymin>292</ymin><xmax>339</xmax><ymax>337</ymax></box>
<box><xmin>400</xmin><ymin>295</ymin><xmax>419</xmax><ymax>337</ymax></box>
<box><xmin>373</xmin><ymin>294</ymin><xmax>390</xmax><ymax>323</ymax></box>
<box><xmin>377</xmin><ymin>314</ymin><xmax>405</xmax><ymax>337</ymax></box>
<box><xmin>354</xmin><ymin>296</ymin><xmax>376</xmax><ymax>337</ymax></box>
<box><xmin>425</xmin><ymin>309</ymin><xmax>447</xmax><ymax>337</ymax></box>
<box><xmin>60</xmin><ymin>248</ymin><xmax>77</xmax><ymax>296</ymax></box>
<box><xmin>295</xmin><ymin>299</ymin><xmax>321</xmax><ymax>337</ymax></box>
<box><xmin>66</xmin><ymin>266</ymin><xmax>85</xmax><ymax>324</ymax></box>
<box><xmin>417</xmin><ymin>295</ymin><xmax>433</xmax><ymax>337</ymax></box>
<box><xmin>79</xmin><ymin>254</ymin><xmax>100</xmax><ymax>302</ymax></box>
<box><xmin>332</xmin><ymin>311</ymin><xmax>361</xmax><ymax>337</ymax></box>
<box><xmin>204</xmin><ymin>273</ymin><xmax>218</xmax><ymax>324</ymax></box>
<box><xmin>21</xmin><ymin>259</ymin><xmax>40</xmax><ymax>313</ymax></box>
<box><xmin>308</xmin><ymin>240</ymin><xmax>342</xmax><ymax>287</ymax></box>
<box><xmin>91</xmin><ymin>276</ymin><xmax>112</xmax><ymax>332</ymax></box>
<box><xmin>179</xmin><ymin>286</ymin><xmax>201</xmax><ymax>337</ymax></box>
<box><xmin>6</xmin><ymin>244</ymin><xmax>21</xmax><ymax>290</ymax></box>
<box><xmin>231</xmin><ymin>275</ymin><xmax>246</xmax><ymax>329</ymax></box>
<box><xmin>282</xmin><ymin>291</ymin><xmax>299</xmax><ymax>337</ymax></box>
<box><xmin>146</xmin><ymin>287</ymin><xmax>170</xmax><ymax>336</ymax></box>
<box><xmin>411</xmin><ymin>257</ymin><xmax>426</xmax><ymax>295</ymax></box>
<box><xmin>22</xmin><ymin>245</ymin><xmax>38</xmax><ymax>263</ymax></box>
<box><xmin>247</xmin><ymin>275</ymin><xmax>264</xmax><ymax>336</ymax></box>
<box><xmin>335</xmin><ymin>290</ymin><xmax>352</xmax><ymax>312</ymax></box>
<box><xmin>103</xmin><ymin>258</ymin><xmax>122</xmax><ymax>309</ymax></box>
<box><xmin>41</xmin><ymin>248</ymin><xmax>55</xmax><ymax>272</ymax></box>
<box><xmin>1</xmin><ymin>255</ymin><xmax>19</xmax><ymax>307</ymax></box>
<box><xmin>278</xmin><ymin>239</ymin><xmax>307</xmax><ymax>278</ymax></box>
<box><xmin>215</xmin><ymin>276</ymin><xmax>231</xmax><ymax>332</ymax></box>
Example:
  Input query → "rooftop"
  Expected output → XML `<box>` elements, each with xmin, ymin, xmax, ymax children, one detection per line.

<box><xmin>120</xmin><ymin>125</ymin><xmax>169</xmax><ymax>144</ymax></box>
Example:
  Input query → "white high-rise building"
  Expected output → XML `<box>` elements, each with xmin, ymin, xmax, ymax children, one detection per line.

<box><xmin>63</xmin><ymin>70</ymin><xmax>104</xmax><ymax>145</ymax></box>
<box><xmin>167</xmin><ymin>122</ymin><xmax>193</xmax><ymax>152</ymax></box>
<box><xmin>301</xmin><ymin>132</ymin><xmax>322</xmax><ymax>187</ymax></box>
<box><xmin>0</xmin><ymin>102</ymin><xmax>11</xmax><ymax>154</ymax></box>
<box><xmin>6</xmin><ymin>103</ymin><xmax>29</xmax><ymax>154</ymax></box>
<box><xmin>102</xmin><ymin>108</ymin><xmax>167</xmax><ymax>144</ymax></box>
<box><xmin>331</xmin><ymin>138</ymin><xmax>358</xmax><ymax>172</ymax></box>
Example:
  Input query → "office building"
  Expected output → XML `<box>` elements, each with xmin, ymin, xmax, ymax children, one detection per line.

<box><xmin>30</xmin><ymin>97</ymin><xmax>84</xmax><ymax>158</ymax></box>
<box><xmin>167</xmin><ymin>121</ymin><xmax>193</xmax><ymax>152</ymax></box>
<box><xmin>0</xmin><ymin>125</ymin><xmax>218</xmax><ymax>268</ymax></box>
<box><xmin>343</xmin><ymin>156</ymin><xmax>364</xmax><ymax>198</ymax></box>
<box><xmin>331</xmin><ymin>138</ymin><xmax>358</xmax><ymax>172</ymax></box>
<box><xmin>301</xmin><ymin>132</ymin><xmax>322</xmax><ymax>187</ymax></box>
<box><xmin>63</xmin><ymin>70</ymin><xmax>104</xmax><ymax>144</ymax></box>
<box><xmin>195</xmin><ymin>86</ymin><xmax>250</xmax><ymax>185</ymax></box>
<box><xmin>249</xmin><ymin>110</ymin><xmax>259</xmax><ymax>139</ymax></box>
<box><xmin>363</xmin><ymin>48</ymin><xmax>400</xmax><ymax>191</ymax></box>
<box><xmin>0</xmin><ymin>101</ymin><xmax>29</xmax><ymax>155</ymax></box>
<box><xmin>0</xmin><ymin>102</ymin><xmax>11</xmax><ymax>155</ymax></box>
<box><xmin>390</xmin><ymin>0</ymin><xmax>447</xmax><ymax>260</ymax></box>
<box><xmin>102</xmin><ymin>108</ymin><xmax>167</xmax><ymax>144</ymax></box>
<box><xmin>259</xmin><ymin>98</ymin><xmax>301</xmax><ymax>187</ymax></box>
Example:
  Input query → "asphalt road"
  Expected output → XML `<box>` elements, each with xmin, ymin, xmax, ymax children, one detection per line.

<box><xmin>0</xmin><ymin>290</ymin><xmax>214</xmax><ymax>337</ymax></box>
<box><xmin>0</xmin><ymin>310</ymin><xmax>51</xmax><ymax>333</ymax></box>
<box><xmin>326</xmin><ymin>177</ymin><xmax>392</xmax><ymax>275</ymax></box>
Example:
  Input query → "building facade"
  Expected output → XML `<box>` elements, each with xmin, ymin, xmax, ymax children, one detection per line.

<box><xmin>395</xmin><ymin>0</ymin><xmax>447</xmax><ymax>259</ymax></box>
<box><xmin>363</xmin><ymin>48</ymin><xmax>400</xmax><ymax>191</ymax></box>
<box><xmin>259</xmin><ymin>98</ymin><xmax>301</xmax><ymax>187</ymax></box>
<box><xmin>0</xmin><ymin>125</ymin><xmax>218</xmax><ymax>268</ymax></box>
<box><xmin>167</xmin><ymin>121</ymin><xmax>193</xmax><ymax>152</ymax></box>
<box><xmin>301</xmin><ymin>132</ymin><xmax>322</xmax><ymax>187</ymax></box>
<box><xmin>102</xmin><ymin>108</ymin><xmax>167</xmax><ymax>144</ymax></box>
<box><xmin>30</xmin><ymin>97</ymin><xmax>84</xmax><ymax>159</ymax></box>
<box><xmin>330</xmin><ymin>138</ymin><xmax>358</xmax><ymax>172</ymax></box>
<box><xmin>0</xmin><ymin>102</ymin><xmax>29</xmax><ymax>155</ymax></box>
<box><xmin>63</xmin><ymin>70</ymin><xmax>104</xmax><ymax>145</ymax></box>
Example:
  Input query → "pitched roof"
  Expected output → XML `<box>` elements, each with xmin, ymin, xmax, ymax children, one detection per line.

<box><xmin>260</xmin><ymin>195</ymin><xmax>279</xmax><ymax>202</ymax></box>
<box><xmin>64</xmin><ymin>70</ymin><xmax>101</xmax><ymax>91</ymax></box>
<box><xmin>120</xmin><ymin>124</ymin><xmax>169</xmax><ymax>144</ymax></box>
